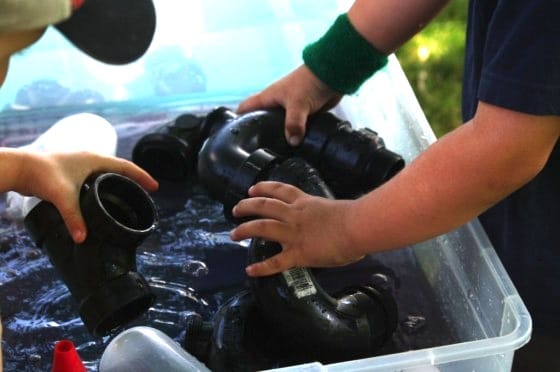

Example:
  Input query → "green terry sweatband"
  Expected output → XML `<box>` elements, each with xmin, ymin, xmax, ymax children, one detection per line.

<box><xmin>303</xmin><ymin>13</ymin><xmax>389</xmax><ymax>95</ymax></box>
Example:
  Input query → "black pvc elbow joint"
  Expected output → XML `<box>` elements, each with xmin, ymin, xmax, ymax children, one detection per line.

<box><xmin>196</xmin><ymin>108</ymin><xmax>405</xmax><ymax>210</ymax></box>
<box><xmin>131</xmin><ymin>107</ymin><xmax>403</xmax><ymax>366</ymax></box>
<box><xmin>246</xmin><ymin>159</ymin><xmax>398</xmax><ymax>362</ymax></box>
<box><xmin>24</xmin><ymin>173</ymin><xmax>158</xmax><ymax>337</ymax></box>
<box><xmin>184</xmin><ymin>159</ymin><xmax>398</xmax><ymax>369</ymax></box>
<box><xmin>132</xmin><ymin>107</ymin><xmax>405</xmax><ymax>200</ymax></box>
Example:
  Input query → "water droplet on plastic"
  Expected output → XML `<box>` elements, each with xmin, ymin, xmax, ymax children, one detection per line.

<box><xmin>24</xmin><ymin>248</ymin><xmax>41</xmax><ymax>260</ymax></box>
<box><xmin>161</xmin><ymin>231</ymin><xmax>177</xmax><ymax>245</ymax></box>
<box><xmin>182</xmin><ymin>260</ymin><xmax>209</xmax><ymax>277</ymax></box>
<box><xmin>4</xmin><ymin>268</ymin><xmax>18</xmax><ymax>278</ymax></box>
<box><xmin>402</xmin><ymin>315</ymin><xmax>426</xmax><ymax>334</ymax></box>
<box><xmin>371</xmin><ymin>273</ymin><xmax>389</xmax><ymax>285</ymax></box>
<box><xmin>28</xmin><ymin>354</ymin><xmax>42</xmax><ymax>364</ymax></box>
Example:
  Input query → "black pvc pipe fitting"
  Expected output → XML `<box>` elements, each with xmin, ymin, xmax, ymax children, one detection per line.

<box><xmin>184</xmin><ymin>159</ymin><xmax>398</xmax><ymax>369</ymax></box>
<box><xmin>198</xmin><ymin>108</ymin><xmax>405</xmax><ymax>202</ymax></box>
<box><xmin>132</xmin><ymin>107</ymin><xmax>403</xmax><ymax>367</ymax></box>
<box><xmin>132</xmin><ymin>107</ymin><xmax>405</xmax><ymax>200</ymax></box>
<box><xmin>132</xmin><ymin>108</ymin><xmax>235</xmax><ymax>182</ymax></box>
<box><xmin>184</xmin><ymin>290</ymin><xmax>284</xmax><ymax>371</ymax></box>
<box><xmin>248</xmin><ymin>159</ymin><xmax>398</xmax><ymax>362</ymax></box>
<box><xmin>24</xmin><ymin>173</ymin><xmax>158</xmax><ymax>336</ymax></box>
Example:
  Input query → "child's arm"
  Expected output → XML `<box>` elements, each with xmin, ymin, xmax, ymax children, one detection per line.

<box><xmin>347</xmin><ymin>0</ymin><xmax>450</xmax><ymax>55</ymax></box>
<box><xmin>231</xmin><ymin>102</ymin><xmax>560</xmax><ymax>276</ymax></box>
<box><xmin>238</xmin><ymin>0</ymin><xmax>451</xmax><ymax>144</ymax></box>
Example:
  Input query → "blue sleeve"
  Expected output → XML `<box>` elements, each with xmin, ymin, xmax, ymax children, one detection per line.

<box><xmin>477</xmin><ymin>0</ymin><xmax>560</xmax><ymax>115</ymax></box>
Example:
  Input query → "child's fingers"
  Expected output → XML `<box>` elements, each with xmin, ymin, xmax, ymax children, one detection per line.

<box><xmin>245</xmin><ymin>249</ymin><xmax>296</xmax><ymax>277</ymax></box>
<box><xmin>237</xmin><ymin>91</ymin><xmax>279</xmax><ymax>114</ymax></box>
<box><xmin>284</xmin><ymin>105</ymin><xmax>309</xmax><ymax>146</ymax></box>
<box><xmin>91</xmin><ymin>156</ymin><xmax>159</xmax><ymax>192</ymax></box>
<box><xmin>232</xmin><ymin>196</ymin><xmax>289</xmax><ymax>221</ymax></box>
<box><xmin>248</xmin><ymin>181</ymin><xmax>304</xmax><ymax>204</ymax></box>
<box><xmin>230</xmin><ymin>217</ymin><xmax>288</xmax><ymax>243</ymax></box>
<box><xmin>54</xmin><ymin>195</ymin><xmax>87</xmax><ymax>243</ymax></box>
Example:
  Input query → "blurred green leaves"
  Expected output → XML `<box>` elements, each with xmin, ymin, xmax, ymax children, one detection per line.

<box><xmin>396</xmin><ymin>0</ymin><xmax>468</xmax><ymax>137</ymax></box>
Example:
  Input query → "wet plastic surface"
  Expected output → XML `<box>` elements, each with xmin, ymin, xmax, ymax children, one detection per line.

<box><xmin>0</xmin><ymin>107</ymin><xmax>457</xmax><ymax>371</ymax></box>
<box><xmin>0</xmin><ymin>0</ymin><xmax>530</xmax><ymax>370</ymax></box>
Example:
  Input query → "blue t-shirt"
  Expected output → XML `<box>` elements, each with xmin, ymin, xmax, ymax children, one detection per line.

<box><xmin>462</xmin><ymin>0</ymin><xmax>560</xmax><ymax>331</ymax></box>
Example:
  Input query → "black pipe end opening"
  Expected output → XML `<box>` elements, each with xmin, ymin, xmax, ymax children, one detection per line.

<box><xmin>81</xmin><ymin>173</ymin><xmax>159</xmax><ymax>250</ymax></box>
<box><xmin>365</xmin><ymin>148</ymin><xmax>405</xmax><ymax>188</ymax></box>
<box><xmin>93</xmin><ymin>173</ymin><xmax>158</xmax><ymax>233</ymax></box>
<box><xmin>353</xmin><ymin>284</ymin><xmax>399</xmax><ymax>350</ymax></box>
<box><xmin>132</xmin><ymin>133</ymin><xmax>194</xmax><ymax>181</ymax></box>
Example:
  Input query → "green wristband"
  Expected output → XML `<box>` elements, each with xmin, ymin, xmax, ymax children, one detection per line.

<box><xmin>302</xmin><ymin>13</ymin><xmax>388</xmax><ymax>95</ymax></box>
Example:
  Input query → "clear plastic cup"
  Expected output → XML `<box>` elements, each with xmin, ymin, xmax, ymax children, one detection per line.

<box><xmin>99</xmin><ymin>326</ymin><xmax>210</xmax><ymax>372</ymax></box>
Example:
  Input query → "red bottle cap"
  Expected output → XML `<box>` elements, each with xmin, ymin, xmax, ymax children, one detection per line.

<box><xmin>52</xmin><ymin>340</ymin><xmax>87</xmax><ymax>372</ymax></box>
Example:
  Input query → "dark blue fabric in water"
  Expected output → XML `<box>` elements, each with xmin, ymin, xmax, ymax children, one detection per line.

<box><xmin>462</xmin><ymin>0</ymin><xmax>560</xmax><ymax>333</ymax></box>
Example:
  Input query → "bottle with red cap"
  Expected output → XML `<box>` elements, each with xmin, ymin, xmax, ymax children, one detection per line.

<box><xmin>52</xmin><ymin>340</ymin><xmax>86</xmax><ymax>372</ymax></box>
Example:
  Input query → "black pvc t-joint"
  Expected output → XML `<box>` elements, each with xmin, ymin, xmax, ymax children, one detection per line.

<box><xmin>24</xmin><ymin>172</ymin><xmax>158</xmax><ymax>336</ymax></box>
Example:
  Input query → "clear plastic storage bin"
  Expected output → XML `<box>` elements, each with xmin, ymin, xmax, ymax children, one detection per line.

<box><xmin>0</xmin><ymin>1</ymin><xmax>530</xmax><ymax>371</ymax></box>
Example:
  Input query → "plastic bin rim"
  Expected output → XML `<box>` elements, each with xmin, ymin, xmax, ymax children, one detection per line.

<box><xmin>265</xmin><ymin>293</ymin><xmax>531</xmax><ymax>371</ymax></box>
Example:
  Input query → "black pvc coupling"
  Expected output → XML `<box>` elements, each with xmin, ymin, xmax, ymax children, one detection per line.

<box><xmin>132</xmin><ymin>108</ymin><xmax>234</xmax><ymax>182</ymax></box>
<box><xmin>24</xmin><ymin>173</ymin><xmax>158</xmax><ymax>337</ymax></box>
<box><xmin>132</xmin><ymin>107</ymin><xmax>405</xmax><ymax>200</ymax></box>
<box><xmin>302</xmin><ymin>112</ymin><xmax>405</xmax><ymax>198</ymax></box>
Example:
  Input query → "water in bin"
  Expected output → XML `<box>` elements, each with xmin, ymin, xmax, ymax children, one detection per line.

<box><xmin>0</xmin><ymin>108</ymin><xmax>460</xmax><ymax>371</ymax></box>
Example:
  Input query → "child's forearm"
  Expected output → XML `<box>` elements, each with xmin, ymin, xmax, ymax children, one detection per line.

<box><xmin>348</xmin><ymin>102</ymin><xmax>560</xmax><ymax>255</ymax></box>
<box><xmin>302</xmin><ymin>0</ymin><xmax>451</xmax><ymax>95</ymax></box>
<box><xmin>348</xmin><ymin>0</ymin><xmax>451</xmax><ymax>54</ymax></box>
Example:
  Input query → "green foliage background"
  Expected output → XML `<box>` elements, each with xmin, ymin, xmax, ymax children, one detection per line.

<box><xmin>396</xmin><ymin>1</ymin><xmax>468</xmax><ymax>137</ymax></box>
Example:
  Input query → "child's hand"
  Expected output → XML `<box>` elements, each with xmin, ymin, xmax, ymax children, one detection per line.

<box><xmin>237</xmin><ymin>65</ymin><xmax>342</xmax><ymax>146</ymax></box>
<box><xmin>229</xmin><ymin>181</ymin><xmax>364</xmax><ymax>277</ymax></box>
<box><xmin>17</xmin><ymin>151</ymin><xmax>158</xmax><ymax>243</ymax></box>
